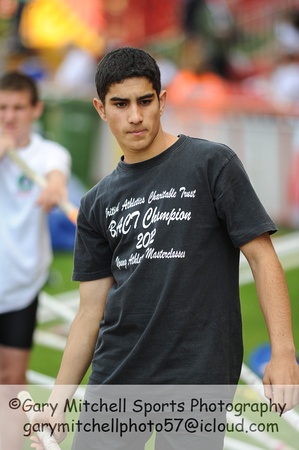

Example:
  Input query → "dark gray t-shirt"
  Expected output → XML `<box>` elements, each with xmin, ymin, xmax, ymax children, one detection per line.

<box><xmin>72</xmin><ymin>135</ymin><xmax>277</xmax><ymax>385</ymax></box>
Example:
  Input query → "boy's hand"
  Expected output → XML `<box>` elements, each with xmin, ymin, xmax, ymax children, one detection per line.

<box><xmin>36</xmin><ymin>170</ymin><xmax>68</xmax><ymax>213</ymax></box>
<box><xmin>263</xmin><ymin>354</ymin><xmax>299</xmax><ymax>412</ymax></box>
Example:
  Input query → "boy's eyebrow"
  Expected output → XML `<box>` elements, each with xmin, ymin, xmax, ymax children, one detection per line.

<box><xmin>109</xmin><ymin>93</ymin><xmax>155</xmax><ymax>102</ymax></box>
<box><xmin>138</xmin><ymin>93</ymin><xmax>155</xmax><ymax>100</ymax></box>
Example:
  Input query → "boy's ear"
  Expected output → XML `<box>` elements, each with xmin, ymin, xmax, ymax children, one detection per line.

<box><xmin>159</xmin><ymin>90</ymin><xmax>167</xmax><ymax>116</ymax></box>
<box><xmin>33</xmin><ymin>100</ymin><xmax>44</xmax><ymax>120</ymax></box>
<box><xmin>93</xmin><ymin>98</ymin><xmax>107</xmax><ymax>121</ymax></box>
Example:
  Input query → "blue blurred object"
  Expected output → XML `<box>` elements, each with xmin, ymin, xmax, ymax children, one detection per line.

<box><xmin>247</xmin><ymin>343</ymin><xmax>272</xmax><ymax>378</ymax></box>
<box><xmin>48</xmin><ymin>208</ymin><xmax>76</xmax><ymax>250</ymax></box>
<box><xmin>248</xmin><ymin>343</ymin><xmax>299</xmax><ymax>378</ymax></box>
<box><xmin>48</xmin><ymin>174</ymin><xmax>87</xmax><ymax>250</ymax></box>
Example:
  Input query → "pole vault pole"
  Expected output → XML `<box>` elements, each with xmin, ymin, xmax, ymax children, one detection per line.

<box><xmin>18</xmin><ymin>391</ymin><xmax>61</xmax><ymax>450</ymax></box>
<box><xmin>8</xmin><ymin>149</ymin><xmax>78</xmax><ymax>225</ymax></box>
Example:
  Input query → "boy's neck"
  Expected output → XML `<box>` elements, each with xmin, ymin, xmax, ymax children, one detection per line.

<box><xmin>122</xmin><ymin>131</ymin><xmax>178</xmax><ymax>164</ymax></box>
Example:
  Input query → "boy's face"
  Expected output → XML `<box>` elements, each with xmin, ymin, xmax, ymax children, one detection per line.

<box><xmin>0</xmin><ymin>90</ymin><xmax>43</xmax><ymax>146</ymax></box>
<box><xmin>93</xmin><ymin>77</ymin><xmax>166</xmax><ymax>163</ymax></box>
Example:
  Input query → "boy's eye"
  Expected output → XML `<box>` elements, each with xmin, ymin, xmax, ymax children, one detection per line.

<box><xmin>115</xmin><ymin>102</ymin><xmax>126</xmax><ymax>108</ymax></box>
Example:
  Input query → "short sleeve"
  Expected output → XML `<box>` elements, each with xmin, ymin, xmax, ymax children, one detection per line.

<box><xmin>72</xmin><ymin>204</ymin><xmax>113</xmax><ymax>281</ymax></box>
<box><xmin>214</xmin><ymin>153</ymin><xmax>277</xmax><ymax>247</ymax></box>
<box><xmin>40</xmin><ymin>138</ymin><xmax>71</xmax><ymax>179</ymax></box>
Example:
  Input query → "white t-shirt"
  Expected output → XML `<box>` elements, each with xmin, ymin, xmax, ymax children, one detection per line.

<box><xmin>0</xmin><ymin>133</ymin><xmax>71</xmax><ymax>313</ymax></box>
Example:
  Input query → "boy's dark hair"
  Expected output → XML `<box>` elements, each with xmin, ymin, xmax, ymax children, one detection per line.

<box><xmin>0</xmin><ymin>71</ymin><xmax>39</xmax><ymax>105</ymax></box>
<box><xmin>95</xmin><ymin>47</ymin><xmax>161</xmax><ymax>104</ymax></box>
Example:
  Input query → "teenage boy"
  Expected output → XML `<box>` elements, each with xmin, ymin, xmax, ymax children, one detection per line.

<box><xmin>0</xmin><ymin>71</ymin><xmax>71</xmax><ymax>386</ymax></box>
<box><xmin>30</xmin><ymin>47</ymin><xmax>299</xmax><ymax>450</ymax></box>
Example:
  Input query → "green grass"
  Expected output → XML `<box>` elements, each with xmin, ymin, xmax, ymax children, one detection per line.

<box><xmin>29</xmin><ymin>250</ymin><xmax>81</xmax><ymax>381</ymax></box>
<box><xmin>241</xmin><ymin>266</ymin><xmax>299</xmax><ymax>363</ymax></box>
<box><xmin>45</xmin><ymin>250</ymin><xmax>78</xmax><ymax>295</ymax></box>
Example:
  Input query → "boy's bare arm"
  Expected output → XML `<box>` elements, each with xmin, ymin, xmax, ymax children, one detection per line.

<box><xmin>240</xmin><ymin>233</ymin><xmax>299</xmax><ymax>410</ymax></box>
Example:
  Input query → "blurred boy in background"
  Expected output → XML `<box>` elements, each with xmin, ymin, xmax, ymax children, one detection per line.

<box><xmin>0</xmin><ymin>71</ymin><xmax>71</xmax><ymax>449</ymax></box>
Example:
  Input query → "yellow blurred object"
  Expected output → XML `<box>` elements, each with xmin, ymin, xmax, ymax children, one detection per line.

<box><xmin>19</xmin><ymin>0</ymin><xmax>105</xmax><ymax>55</ymax></box>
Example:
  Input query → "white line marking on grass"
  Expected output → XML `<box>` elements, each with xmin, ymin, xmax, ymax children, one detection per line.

<box><xmin>34</xmin><ymin>329</ymin><xmax>67</xmax><ymax>351</ymax></box>
<box><xmin>27</xmin><ymin>369</ymin><xmax>56</xmax><ymax>386</ymax></box>
<box><xmin>240</xmin><ymin>231</ymin><xmax>299</xmax><ymax>285</ymax></box>
<box><xmin>224</xmin><ymin>437</ymin><xmax>265</xmax><ymax>449</ymax></box>
<box><xmin>227</xmin><ymin>412</ymin><xmax>294</xmax><ymax>450</ymax></box>
<box><xmin>38</xmin><ymin>292</ymin><xmax>77</xmax><ymax>324</ymax></box>
<box><xmin>26</xmin><ymin>370</ymin><xmax>85</xmax><ymax>399</ymax></box>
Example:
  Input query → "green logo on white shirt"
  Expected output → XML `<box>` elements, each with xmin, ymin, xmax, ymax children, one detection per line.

<box><xmin>18</xmin><ymin>175</ymin><xmax>34</xmax><ymax>191</ymax></box>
